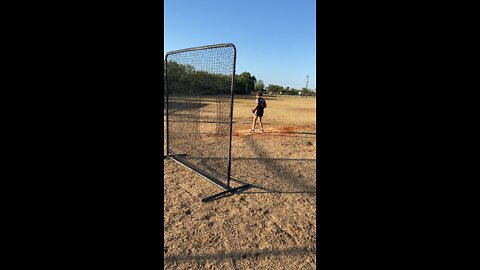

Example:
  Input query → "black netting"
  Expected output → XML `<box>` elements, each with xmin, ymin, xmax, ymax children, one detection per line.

<box><xmin>165</xmin><ymin>44</ymin><xmax>235</xmax><ymax>188</ymax></box>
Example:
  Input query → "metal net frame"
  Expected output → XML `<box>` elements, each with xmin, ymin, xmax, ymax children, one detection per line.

<box><xmin>164</xmin><ymin>43</ymin><xmax>250</xmax><ymax>202</ymax></box>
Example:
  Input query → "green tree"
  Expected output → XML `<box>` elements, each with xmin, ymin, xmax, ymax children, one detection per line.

<box><xmin>255</xmin><ymin>80</ymin><xmax>265</xmax><ymax>92</ymax></box>
<box><xmin>235</xmin><ymin>72</ymin><xmax>256</xmax><ymax>94</ymax></box>
<box><xmin>266</xmin><ymin>84</ymin><xmax>284</xmax><ymax>94</ymax></box>
<box><xmin>289</xmin><ymin>88</ymin><xmax>299</xmax><ymax>95</ymax></box>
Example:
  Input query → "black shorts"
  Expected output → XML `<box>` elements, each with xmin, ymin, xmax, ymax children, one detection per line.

<box><xmin>255</xmin><ymin>109</ymin><xmax>264</xmax><ymax>117</ymax></box>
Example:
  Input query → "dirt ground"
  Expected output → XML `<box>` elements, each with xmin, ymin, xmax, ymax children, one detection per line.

<box><xmin>164</xmin><ymin>95</ymin><xmax>317</xmax><ymax>269</ymax></box>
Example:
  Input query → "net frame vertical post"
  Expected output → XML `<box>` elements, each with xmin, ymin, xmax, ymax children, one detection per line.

<box><xmin>226</xmin><ymin>45</ymin><xmax>236</xmax><ymax>190</ymax></box>
<box><xmin>164</xmin><ymin>57</ymin><xmax>169</xmax><ymax>158</ymax></box>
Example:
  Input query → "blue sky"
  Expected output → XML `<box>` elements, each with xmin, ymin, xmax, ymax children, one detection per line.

<box><xmin>164</xmin><ymin>0</ymin><xmax>316</xmax><ymax>90</ymax></box>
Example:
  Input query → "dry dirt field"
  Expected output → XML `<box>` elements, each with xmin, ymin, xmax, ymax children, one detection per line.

<box><xmin>164</xmin><ymin>95</ymin><xmax>317</xmax><ymax>269</ymax></box>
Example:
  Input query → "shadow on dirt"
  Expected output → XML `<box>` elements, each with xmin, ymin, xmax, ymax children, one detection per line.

<box><xmin>164</xmin><ymin>100</ymin><xmax>208</xmax><ymax>114</ymax></box>
<box><xmin>230</xmin><ymin>137</ymin><xmax>316</xmax><ymax>196</ymax></box>
<box><xmin>176</xmin><ymin>154</ymin><xmax>317</xmax><ymax>196</ymax></box>
<box><xmin>164</xmin><ymin>246</ymin><xmax>315</xmax><ymax>264</ymax></box>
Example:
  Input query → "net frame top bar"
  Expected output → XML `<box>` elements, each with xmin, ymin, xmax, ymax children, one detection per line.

<box><xmin>165</xmin><ymin>43</ymin><xmax>236</xmax><ymax>58</ymax></box>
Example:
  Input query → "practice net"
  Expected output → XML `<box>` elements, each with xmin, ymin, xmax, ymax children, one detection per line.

<box><xmin>165</xmin><ymin>44</ymin><xmax>236</xmax><ymax>191</ymax></box>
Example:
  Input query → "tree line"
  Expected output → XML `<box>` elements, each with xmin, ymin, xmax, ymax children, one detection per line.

<box><xmin>164</xmin><ymin>61</ymin><xmax>315</xmax><ymax>96</ymax></box>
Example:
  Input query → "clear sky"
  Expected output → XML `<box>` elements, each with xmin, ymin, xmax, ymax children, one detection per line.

<box><xmin>164</xmin><ymin>0</ymin><xmax>316</xmax><ymax>90</ymax></box>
